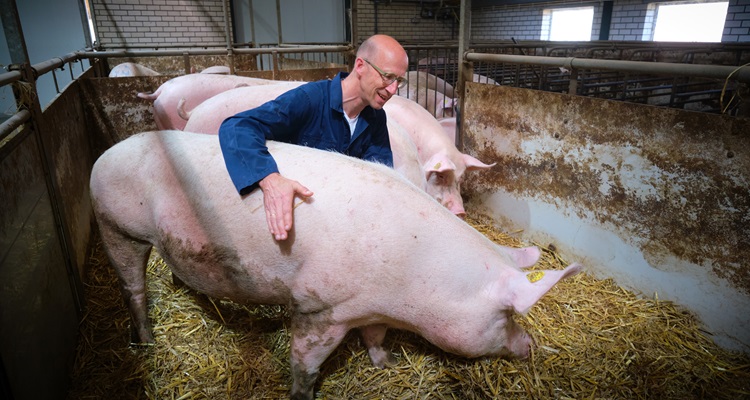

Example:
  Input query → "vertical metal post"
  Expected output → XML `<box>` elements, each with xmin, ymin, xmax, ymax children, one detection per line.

<box><xmin>276</xmin><ymin>0</ymin><xmax>283</xmax><ymax>45</ymax></box>
<box><xmin>76</xmin><ymin>0</ymin><xmax>93</xmax><ymax>48</ymax></box>
<box><xmin>222</xmin><ymin>0</ymin><xmax>231</xmax><ymax>49</ymax></box>
<box><xmin>249</xmin><ymin>0</ymin><xmax>256</xmax><ymax>47</ymax></box>
<box><xmin>599</xmin><ymin>1</ymin><xmax>613</xmax><ymax>41</ymax></box>
<box><xmin>568</xmin><ymin>68</ymin><xmax>578</xmax><ymax>95</ymax></box>
<box><xmin>183</xmin><ymin>52</ymin><xmax>191</xmax><ymax>74</ymax></box>
<box><xmin>222</xmin><ymin>0</ymin><xmax>235</xmax><ymax>74</ymax></box>
<box><xmin>349</xmin><ymin>0</ymin><xmax>357</xmax><ymax>47</ymax></box>
<box><xmin>272</xmin><ymin>50</ymin><xmax>279</xmax><ymax>80</ymax></box>
<box><xmin>456</xmin><ymin>0</ymin><xmax>472</xmax><ymax>151</ymax></box>
<box><xmin>0</xmin><ymin>0</ymin><xmax>83</xmax><ymax>312</ymax></box>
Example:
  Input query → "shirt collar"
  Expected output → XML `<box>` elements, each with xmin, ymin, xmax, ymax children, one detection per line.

<box><xmin>331</xmin><ymin>71</ymin><xmax>375</xmax><ymax>121</ymax></box>
<box><xmin>330</xmin><ymin>72</ymin><xmax>347</xmax><ymax>114</ymax></box>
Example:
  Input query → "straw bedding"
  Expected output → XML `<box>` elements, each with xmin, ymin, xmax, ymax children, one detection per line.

<box><xmin>67</xmin><ymin>215</ymin><xmax>750</xmax><ymax>399</ymax></box>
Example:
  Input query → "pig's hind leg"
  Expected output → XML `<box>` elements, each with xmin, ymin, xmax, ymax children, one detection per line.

<box><xmin>289</xmin><ymin>316</ymin><xmax>349</xmax><ymax>400</ymax></box>
<box><xmin>360</xmin><ymin>324</ymin><xmax>397</xmax><ymax>368</ymax></box>
<box><xmin>98</xmin><ymin>223</ymin><xmax>155</xmax><ymax>344</ymax></box>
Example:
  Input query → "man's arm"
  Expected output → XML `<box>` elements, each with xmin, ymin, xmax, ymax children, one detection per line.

<box><xmin>218</xmin><ymin>88</ymin><xmax>314</xmax><ymax>240</ymax></box>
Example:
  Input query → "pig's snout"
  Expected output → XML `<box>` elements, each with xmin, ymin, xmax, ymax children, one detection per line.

<box><xmin>443</xmin><ymin>197</ymin><xmax>466</xmax><ymax>218</ymax></box>
<box><xmin>511</xmin><ymin>333</ymin><xmax>533</xmax><ymax>359</ymax></box>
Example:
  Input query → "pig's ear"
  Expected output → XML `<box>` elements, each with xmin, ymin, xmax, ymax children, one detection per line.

<box><xmin>424</xmin><ymin>153</ymin><xmax>456</xmax><ymax>174</ymax></box>
<box><xmin>463</xmin><ymin>154</ymin><xmax>496</xmax><ymax>171</ymax></box>
<box><xmin>423</xmin><ymin>153</ymin><xmax>456</xmax><ymax>183</ymax></box>
<box><xmin>507</xmin><ymin>263</ymin><xmax>582</xmax><ymax>315</ymax></box>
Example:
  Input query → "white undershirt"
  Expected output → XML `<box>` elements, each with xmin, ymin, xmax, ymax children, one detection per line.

<box><xmin>344</xmin><ymin>112</ymin><xmax>359</xmax><ymax>137</ymax></box>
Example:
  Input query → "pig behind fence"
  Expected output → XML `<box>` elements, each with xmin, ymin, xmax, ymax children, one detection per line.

<box><xmin>90</xmin><ymin>130</ymin><xmax>582</xmax><ymax>399</ymax></box>
<box><xmin>136</xmin><ymin>74</ymin><xmax>278</xmax><ymax>130</ymax></box>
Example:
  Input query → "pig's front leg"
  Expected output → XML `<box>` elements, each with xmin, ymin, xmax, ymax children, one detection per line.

<box><xmin>289</xmin><ymin>316</ymin><xmax>349</xmax><ymax>400</ymax></box>
<box><xmin>360</xmin><ymin>324</ymin><xmax>397</xmax><ymax>368</ymax></box>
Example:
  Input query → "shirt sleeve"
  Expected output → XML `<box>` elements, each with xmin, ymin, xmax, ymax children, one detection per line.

<box><xmin>218</xmin><ymin>88</ymin><xmax>312</xmax><ymax>195</ymax></box>
<box><xmin>362</xmin><ymin>111</ymin><xmax>394</xmax><ymax>168</ymax></box>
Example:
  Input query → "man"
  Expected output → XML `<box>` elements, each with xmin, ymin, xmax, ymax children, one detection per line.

<box><xmin>219</xmin><ymin>34</ymin><xmax>409</xmax><ymax>241</ymax></box>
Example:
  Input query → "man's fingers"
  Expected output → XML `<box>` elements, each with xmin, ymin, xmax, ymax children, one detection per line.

<box><xmin>295</xmin><ymin>183</ymin><xmax>314</xmax><ymax>198</ymax></box>
<box><xmin>260</xmin><ymin>174</ymin><xmax>313</xmax><ymax>241</ymax></box>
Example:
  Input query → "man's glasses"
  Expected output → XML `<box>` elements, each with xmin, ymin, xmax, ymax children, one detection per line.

<box><xmin>363</xmin><ymin>58</ymin><xmax>407</xmax><ymax>89</ymax></box>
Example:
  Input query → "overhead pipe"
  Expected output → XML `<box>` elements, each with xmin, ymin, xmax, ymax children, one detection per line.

<box><xmin>464</xmin><ymin>52</ymin><xmax>750</xmax><ymax>84</ymax></box>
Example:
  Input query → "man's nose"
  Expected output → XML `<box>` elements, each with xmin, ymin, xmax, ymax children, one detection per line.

<box><xmin>385</xmin><ymin>80</ymin><xmax>399</xmax><ymax>94</ymax></box>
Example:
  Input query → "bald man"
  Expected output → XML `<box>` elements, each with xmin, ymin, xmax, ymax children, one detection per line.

<box><xmin>219</xmin><ymin>34</ymin><xmax>409</xmax><ymax>240</ymax></box>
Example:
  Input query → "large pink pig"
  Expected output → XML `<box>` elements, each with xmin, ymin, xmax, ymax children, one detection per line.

<box><xmin>384</xmin><ymin>95</ymin><xmax>495</xmax><ymax>217</ymax></box>
<box><xmin>136</xmin><ymin>74</ymin><xmax>278</xmax><ymax>130</ymax></box>
<box><xmin>179</xmin><ymin>81</ymin><xmax>306</xmax><ymax>128</ymax></box>
<box><xmin>90</xmin><ymin>130</ymin><xmax>582</xmax><ymax>400</ymax></box>
<box><xmin>109</xmin><ymin>62</ymin><xmax>160</xmax><ymax>77</ymax></box>
<box><xmin>182</xmin><ymin>82</ymin><xmax>426</xmax><ymax>189</ymax></box>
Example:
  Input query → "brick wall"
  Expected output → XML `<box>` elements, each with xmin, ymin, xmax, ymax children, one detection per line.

<box><xmin>91</xmin><ymin>0</ymin><xmax>749</xmax><ymax>49</ymax></box>
<box><xmin>470</xmin><ymin>0</ymin><xmax>749</xmax><ymax>43</ymax></box>
<box><xmin>91</xmin><ymin>0</ymin><xmax>231</xmax><ymax>47</ymax></box>
<box><xmin>355</xmin><ymin>1</ymin><xmax>458</xmax><ymax>44</ymax></box>
<box><xmin>472</xmin><ymin>4</ymin><xmax>548</xmax><ymax>41</ymax></box>
<box><xmin>724</xmin><ymin>0</ymin><xmax>750</xmax><ymax>42</ymax></box>
<box><xmin>608</xmin><ymin>0</ymin><xmax>649</xmax><ymax>41</ymax></box>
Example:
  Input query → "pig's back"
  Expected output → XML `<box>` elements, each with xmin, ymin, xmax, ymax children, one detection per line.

<box><xmin>183</xmin><ymin>81</ymin><xmax>306</xmax><ymax>134</ymax></box>
<box><xmin>91</xmin><ymin>130</ymin><xmax>466</xmax><ymax>305</ymax></box>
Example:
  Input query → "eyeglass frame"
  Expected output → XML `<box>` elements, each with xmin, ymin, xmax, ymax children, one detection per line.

<box><xmin>362</xmin><ymin>58</ymin><xmax>408</xmax><ymax>89</ymax></box>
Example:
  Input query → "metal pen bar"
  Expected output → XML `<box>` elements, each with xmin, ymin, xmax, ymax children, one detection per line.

<box><xmin>0</xmin><ymin>109</ymin><xmax>30</xmax><ymax>142</ymax></box>
<box><xmin>465</xmin><ymin>52</ymin><xmax>750</xmax><ymax>83</ymax></box>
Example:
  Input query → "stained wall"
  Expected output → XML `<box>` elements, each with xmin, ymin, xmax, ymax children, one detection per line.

<box><xmin>462</xmin><ymin>83</ymin><xmax>749</xmax><ymax>350</ymax></box>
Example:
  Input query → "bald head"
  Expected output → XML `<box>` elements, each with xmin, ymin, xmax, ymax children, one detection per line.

<box><xmin>357</xmin><ymin>34</ymin><xmax>408</xmax><ymax>70</ymax></box>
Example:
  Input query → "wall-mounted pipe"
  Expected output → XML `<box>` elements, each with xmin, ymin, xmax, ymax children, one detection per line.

<box><xmin>465</xmin><ymin>52</ymin><xmax>750</xmax><ymax>84</ymax></box>
<box><xmin>75</xmin><ymin>45</ymin><xmax>351</xmax><ymax>59</ymax></box>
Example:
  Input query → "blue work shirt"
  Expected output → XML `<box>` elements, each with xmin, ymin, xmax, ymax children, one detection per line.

<box><xmin>219</xmin><ymin>72</ymin><xmax>393</xmax><ymax>195</ymax></box>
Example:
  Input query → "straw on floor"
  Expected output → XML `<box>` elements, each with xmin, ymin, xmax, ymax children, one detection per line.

<box><xmin>66</xmin><ymin>215</ymin><xmax>750</xmax><ymax>399</ymax></box>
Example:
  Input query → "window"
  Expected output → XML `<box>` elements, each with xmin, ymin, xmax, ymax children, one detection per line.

<box><xmin>643</xmin><ymin>1</ymin><xmax>728</xmax><ymax>42</ymax></box>
<box><xmin>541</xmin><ymin>7</ymin><xmax>595</xmax><ymax>41</ymax></box>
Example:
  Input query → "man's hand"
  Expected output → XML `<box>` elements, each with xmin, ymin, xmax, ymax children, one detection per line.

<box><xmin>258</xmin><ymin>172</ymin><xmax>314</xmax><ymax>241</ymax></box>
